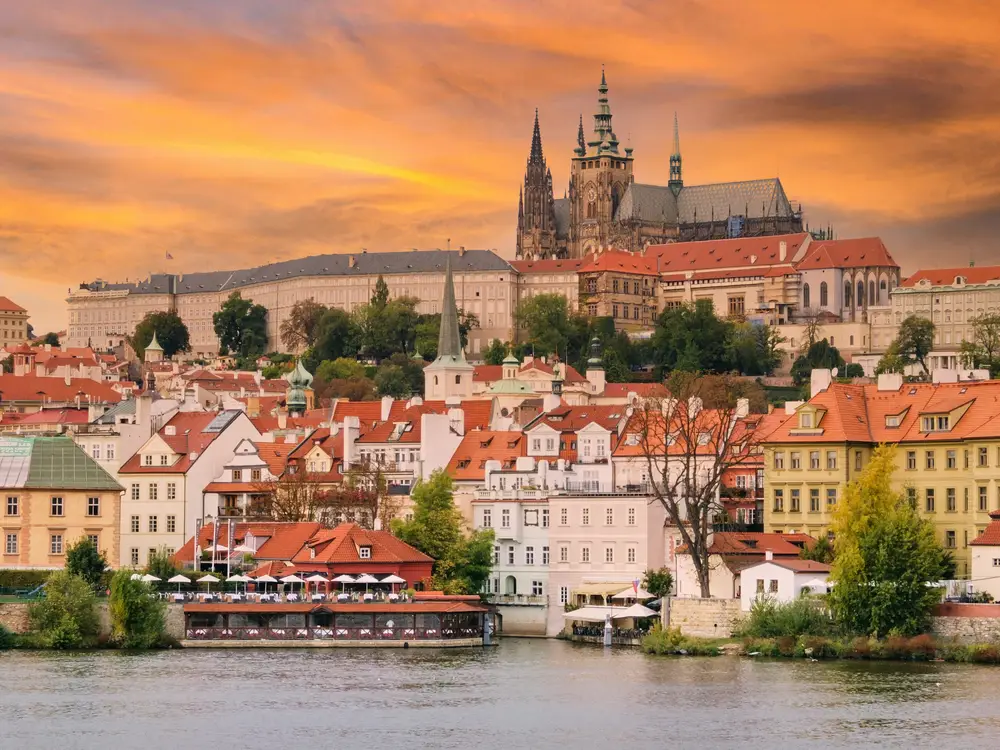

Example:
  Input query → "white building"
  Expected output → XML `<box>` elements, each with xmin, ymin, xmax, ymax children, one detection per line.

<box><xmin>739</xmin><ymin>553</ymin><xmax>831</xmax><ymax>611</ymax></box>
<box><xmin>117</xmin><ymin>409</ymin><xmax>260</xmax><ymax>566</ymax></box>
<box><xmin>970</xmin><ymin>511</ymin><xmax>1000</xmax><ymax>602</ymax></box>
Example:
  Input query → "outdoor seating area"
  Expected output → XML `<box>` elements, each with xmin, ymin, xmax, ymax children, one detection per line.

<box><xmin>182</xmin><ymin>600</ymin><xmax>490</xmax><ymax>646</ymax></box>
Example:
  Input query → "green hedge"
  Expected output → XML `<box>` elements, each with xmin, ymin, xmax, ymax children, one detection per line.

<box><xmin>0</xmin><ymin>570</ymin><xmax>53</xmax><ymax>591</ymax></box>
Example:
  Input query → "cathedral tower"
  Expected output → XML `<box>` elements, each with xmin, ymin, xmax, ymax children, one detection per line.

<box><xmin>515</xmin><ymin>109</ymin><xmax>558</xmax><ymax>259</ymax></box>
<box><xmin>568</xmin><ymin>68</ymin><xmax>634</xmax><ymax>258</ymax></box>
<box><xmin>668</xmin><ymin>113</ymin><xmax>683</xmax><ymax>195</ymax></box>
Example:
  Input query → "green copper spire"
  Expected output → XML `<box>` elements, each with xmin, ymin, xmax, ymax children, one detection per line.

<box><xmin>285</xmin><ymin>358</ymin><xmax>313</xmax><ymax>414</ymax></box>
<box><xmin>437</xmin><ymin>254</ymin><xmax>464</xmax><ymax>361</ymax></box>
<box><xmin>146</xmin><ymin>331</ymin><xmax>163</xmax><ymax>352</ymax></box>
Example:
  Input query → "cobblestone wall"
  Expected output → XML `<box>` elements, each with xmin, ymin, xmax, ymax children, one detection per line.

<box><xmin>1</xmin><ymin>601</ymin><xmax>186</xmax><ymax>640</ymax></box>
<box><xmin>0</xmin><ymin>603</ymin><xmax>31</xmax><ymax>633</ymax></box>
<box><xmin>931</xmin><ymin>603</ymin><xmax>1000</xmax><ymax>644</ymax></box>
<box><xmin>669</xmin><ymin>597</ymin><xmax>742</xmax><ymax>639</ymax></box>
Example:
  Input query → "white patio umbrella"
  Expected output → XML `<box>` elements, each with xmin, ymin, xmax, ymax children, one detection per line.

<box><xmin>354</xmin><ymin>573</ymin><xmax>379</xmax><ymax>593</ymax></box>
<box><xmin>205</xmin><ymin>544</ymin><xmax>229</xmax><ymax>552</ymax></box>
<box><xmin>232</xmin><ymin>544</ymin><xmax>255</xmax><ymax>554</ymax></box>
<box><xmin>167</xmin><ymin>574</ymin><xmax>191</xmax><ymax>593</ymax></box>
<box><xmin>381</xmin><ymin>574</ymin><xmax>406</xmax><ymax>593</ymax></box>
<box><xmin>305</xmin><ymin>574</ymin><xmax>329</xmax><ymax>583</ymax></box>
<box><xmin>332</xmin><ymin>574</ymin><xmax>355</xmax><ymax>593</ymax></box>
<box><xmin>198</xmin><ymin>573</ymin><xmax>219</xmax><ymax>592</ymax></box>
<box><xmin>140</xmin><ymin>574</ymin><xmax>161</xmax><ymax>584</ymax></box>
<box><xmin>130</xmin><ymin>573</ymin><xmax>142</xmax><ymax>581</ymax></box>
<box><xmin>611</xmin><ymin>586</ymin><xmax>655</xmax><ymax>601</ymax></box>
<box><xmin>280</xmin><ymin>574</ymin><xmax>305</xmax><ymax>594</ymax></box>
<box><xmin>613</xmin><ymin>603</ymin><xmax>657</xmax><ymax>619</ymax></box>
<box><xmin>255</xmin><ymin>574</ymin><xmax>277</xmax><ymax>594</ymax></box>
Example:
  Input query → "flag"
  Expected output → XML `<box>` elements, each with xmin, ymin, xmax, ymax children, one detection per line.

<box><xmin>633</xmin><ymin>578</ymin><xmax>640</xmax><ymax>594</ymax></box>
<box><xmin>165</xmin><ymin>252</ymin><xmax>174</xmax><ymax>260</ymax></box>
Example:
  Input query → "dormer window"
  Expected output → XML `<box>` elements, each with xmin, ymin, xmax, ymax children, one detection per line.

<box><xmin>922</xmin><ymin>415</ymin><xmax>950</xmax><ymax>432</ymax></box>
<box><xmin>800</xmin><ymin>412</ymin><xmax>813</xmax><ymax>429</ymax></box>
<box><xmin>885</xmin><ymin>415</ymin><xmax>901</xmax><ymax>428</ymax></box>
<box><xmin>359</xmin><ymin>545</ymin><xmax>372</xmax><ymax>559</ymax></box>
<box><xmin>143</xmin><ymin>455</ymin><xmax>152</xmax><ymax>466</ymax></box>
<box><xmin>232</xmin><ymin>469</ymin><xmax>242</xmax><ymax>482</ymax></box>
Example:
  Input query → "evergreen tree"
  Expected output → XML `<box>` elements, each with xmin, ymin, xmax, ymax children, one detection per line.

<box><xmin>213</xmin><ymin>292</ymin><xmax>268</xmax><ymax>359</ymax></box>
<box><xmin>130</xmin><ymin>311</ymin><xmax>191</xmax><ymax>360</ymax></box>
<box><xmin>65</xmin><ymin>537</ymin><xmax>107</xmax><ymax>590</ymax></box>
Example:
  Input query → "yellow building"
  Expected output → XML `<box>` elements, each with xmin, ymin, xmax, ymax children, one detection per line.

<box><xmin>762</xmin><ymin>377</ymin><xmax>1000</xmax><ymax>577</ymax></box>
<box><xmin>0</xmin><ymin>296</ymin><xmax>29</xmax><ymax>347</ymax></box>
<box><xmin>1</xmin><ymin>436</ymin><xmax>123</xmax><ymax>569</ymax></box>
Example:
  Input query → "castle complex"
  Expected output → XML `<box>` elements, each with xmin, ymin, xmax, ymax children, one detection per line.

<box><xmin>516</xmin><ymin>71</ymin><xmax>804</xmax><ymax>259</ymax></box>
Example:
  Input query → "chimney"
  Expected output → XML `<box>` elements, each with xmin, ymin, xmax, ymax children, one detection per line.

<box><xmin>459</xmin><ymin>246</ymin><xmax>466</xmax><ymax>257</ymax></box>
<box><xmin>765</xmin><ymin>549</ymin><xmax>773</xmax><ymax>561</ymax></box>
<box><xmin>64</xmin><ymin>374</ymin><xmax>72</xmax><ymax>386</ymax></box>
<box><xmin>542</xmin><ymin>392</ymin><xmax>561</xmax><ymax>412</ymax></box>
<box><xmin>342</xmin><ymin>416</ymin><xmax>360</xmax><ymax>468</ymax></box>
<box><xmin>348</xmin><ymin>255</ymin><xmax>357</xmax><ymax>268</ymax></box>
<box><xmin>277</xmin><ymin>413</ymin><xmax>287</xmax><ymax>429</ymax></box>
<box><xmin>779</xmin><ymin>241</ymin><xmax>787</xmax><ymax>262</ymax></box>
<box><xmin>876</xmin><ymin>373</ymin><xmax>903</xmax><ymax>392</ymax></box>
<box><xmin>810</xmin><ymin>368</ymin><xmax>833</xmax><ymax>399</ymax></box>
<box><xmin>735</xmin><ymin>397</ymin><xmax>750</xmax><ymax>419</ymax></box>
<box><xmin>380</xmin><ymin>396</ymin><xmax>394</xmax><ymax>422</ymax></box>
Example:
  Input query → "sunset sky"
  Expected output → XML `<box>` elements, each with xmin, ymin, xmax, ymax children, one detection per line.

<box><xmin>4</xmin><ymin>1</ymin><xmax>1000</xmax><ymax>332</ymax></box>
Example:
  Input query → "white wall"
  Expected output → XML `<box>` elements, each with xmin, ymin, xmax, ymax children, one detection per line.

<box><xmin>971</xmin><ymin>547</ymin><xmax>1000</xmax><ymax>602</ymax></box>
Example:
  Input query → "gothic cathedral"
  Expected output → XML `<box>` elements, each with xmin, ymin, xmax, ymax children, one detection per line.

<box><xmin>516</xmin><ymin>71</ymin><xmax>804</xmax><ymax>259</ymax></box>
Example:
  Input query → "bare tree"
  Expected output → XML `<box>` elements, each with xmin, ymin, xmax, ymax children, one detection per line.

<box><xmin>252</xmin><ymin>469</ymin><xmax>325</xmax><ymax>522</ymax></box>
<box><xmin>631</xmin><ymin>372</ymin><xmax>760</xmax><ymax>598</ymax></box>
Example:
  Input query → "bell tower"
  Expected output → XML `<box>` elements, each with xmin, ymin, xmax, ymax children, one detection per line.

<box><xmin>516</xmin><ymin>109</ymin><xmax>558</xmax><ymax>259</ymax></box>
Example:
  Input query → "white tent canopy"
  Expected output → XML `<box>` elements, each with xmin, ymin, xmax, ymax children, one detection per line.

<box><xmin>226</xmin><ymin>574</ymin><xmax>245</xmax><ymax>583</ymax></box>
<box><xmin>611</xmin><ymin>587</ymin><xmax>655</xmax><ymax>601</ymax></box>
<box><xmin>129</xmin><ymin>573</ymin><xmax>142</xmax><ymax>581</ymax></box>
<box><xmin>563</xmin><ymin>605</ymin><xmax>657</xmax><ymax>622</ymax></box>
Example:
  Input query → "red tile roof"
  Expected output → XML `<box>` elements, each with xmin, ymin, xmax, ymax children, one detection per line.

<box><xmin>600</xmin><ymin>383</ymin><xmax>669</xmax><ymax>400</ymax></box>
<box><xmin>173</xmin><ymin>521</ymin><xmax>322</xmax><ymax>564</ymax></box>
<box><xmin>446</xmin><ymin>431</ymin><xmax>526</xmax><ymax>480</ymax></box>
<box><xmin>185</xmin><ymin>601</ymin><xmax>486</xmax><ymax>615</ymax></box>
<box><xmin>291</xmin><ymin>523</ymin><xmax>433</xmax><ymax>566</ymax></box>
<box><xmin>16</xmin><ymin>408</ymin><xmax>91</xmax><ymax>425</ymax></box>
<box><xmin>358</xmin><ymin>400</ymin><xmax>491</xmax><ymax>444</ymax></box>
<box><xmin>578</xmin><ymin>250</ymin><xmax>660</xmax><ymax>276</ymax></box>
<box><xmin>971</xmin><ymin>511</ymin><xmax>1000</xmax><ymax>546</ymax></box>
<box><xmin>248</xmin><ymin>413</ymin><xmax>327</xmax><ymax>433</ymax></box>
<box><xmin>203</xmin><ymin>482</ymin><xmax>268</xmax><ymax>493</ymax></box>
<box><xmin>119</xmin><ymin>411</ymin><xmax>242</xmax><ymax>474</ymax></box>
<box><xmin>529</xmin><ymin>404</ymin><xmax>626</xmax><ymax>435</ymax></box>
<box><xmin>795</xmin><ymin>237</ymin><xmax>897</xmax><ymax>271</ymax></box>
<box><xmin>0</xmin><ymin>296</ymin><xmax>26</xmax><ymax>313</ymax></box>
<box><xmin>901</xmin><ymin>265</ymin><xmax>1000</xmax><ymax>288</ymax></box>
<box><xmin>0</xmin><ymin>374</ymin><xmax>124</xmax><ymax>404</ymax></box>
<box><xmin>645</xmin><ymin>233</ymin><xmax>810</xmax><ymax>273</ymax></box>
<box><xmin>254</xmin><ymin>442</ymin><xmax>296</xmax><ymax>476</ymax></box>
<box><xmin>708</xmin><ymin>532</ymin><xmax>816</xmax><ymax>556</ymax></box>
<box><xmin>473</xmin><ymin>361</ymin><xmax>587</xmax><ymax>384</ymax></box>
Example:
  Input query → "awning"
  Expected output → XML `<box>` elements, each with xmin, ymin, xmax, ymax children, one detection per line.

<box><xmin>571</xmin><ymin>582</ymin><xmax>632</xmax><ymax>598</ymax></box>
<box><xmin>562</xmin><ymin>605</ymin><xmax>658</xmax><ymax>622</ymax></box>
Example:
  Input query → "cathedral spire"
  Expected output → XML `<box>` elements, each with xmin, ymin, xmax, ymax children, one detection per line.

<box><xmin>529</xmin><ymin>108</ymin><xmax>544</xmax><ymax>164</ymax></box>
<box><xmin>668</xmin><ymin>112</ymin><xmax>683</xmax><ymax>195</ymax></box>
<box><xmin>590</xmin><ymin>67</ymin><xmax>619</xmax><ymax>155</ymax></box>
<box><xmin>437</xmin><ymin>254</ymin><xmax>464</xmax><ymax>361</ymax></box>
<box><xmin>576</xmin><ymin>114</ymin><xmax>586</xmax><ymax>155</ymax></box>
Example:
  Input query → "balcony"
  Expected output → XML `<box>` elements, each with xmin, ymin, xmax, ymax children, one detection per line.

<box><xmin>567</xmin><ymin>482</ymin><xmax>652</xmax><ymax>496</ymax></box>
<box><xmin>486</xmin><ymin>594</ymin><xmax>547</xmax><ymax>607</ymax></box>
<box><xmin>475</xmin><ymin>487</ymin><xmax>541</xmax><ymax>501</ymax></box>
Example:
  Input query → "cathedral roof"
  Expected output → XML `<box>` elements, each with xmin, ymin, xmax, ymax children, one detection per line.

<box><xmin>795</xmin><ymin>237</ymin><xmax>898</xmax><ymax>271</ymax></box>
<box><xmin>645</xmin><ymin>233</ymin><xmax>810</xmax><ymax>273</ymax></box>
<box><xmin>615</xmin><ymin>184</ymin><xmax>678</xmax><ymax>224</ymax></box>
<box><xmin>676</xmin><ymin>178</ymin><xmax>795</xmax><ymax>224</ymax></box>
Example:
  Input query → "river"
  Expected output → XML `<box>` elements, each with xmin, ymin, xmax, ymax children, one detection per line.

<box><xmin>2</xmin><ymin>639</ymin><xmax>998</xmax><ymax>749</ymax></box>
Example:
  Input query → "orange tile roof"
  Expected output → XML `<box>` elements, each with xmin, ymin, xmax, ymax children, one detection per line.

<box><xmin>901</xmin><ymin>266</ymin><xmax>1000</xmax><ymax>288</ymax></box>
<box><xmin>613</xmin><ymin>405</ymin><xmax>729</xmax><ymax>457</ymax></box>
<box><xmin>203</xmin><ymin>482</ymin><xmax>268</xmax><ymax>493</ymax></box>
<box><xmin>291</xmin><ymin>523</ymin><xmax>433</xmax><ymax>566</ymax></box>
<box><xmin>358</xmin><ymin>400</ymin><xmax>491</xmax><ymax>444</ymax></box>
<box><xmin>119</xmin><ymin>411</ymin><xmax>241</xmax><ymax>474</ymax></box>
<box><xmin>185</xmin><ymin>601</ymin><xmax>486</xmax><ymax>615</ymax></box>
<box><xmin>600</xmin><ymin>383</ymin><xmax>669</xmax><ymax>400</ymax></box>
<box><xmin>473</xmin><ymin>361</ymin><xmax>587</xmax><ymax>384</ymax></box>
<box><xmin>645</xmin><ymin>233</ymin><xmax>810</xmax><ymax>273</ymax></box>
<box><xmin>578</xmin><ymin>250</ymin><xmax>660</xmax><ymax>276</ymax></box>
<box><xmin>709</xmin><ymin>532</ymin><xmax>816</xmax><ymax>556</ymax></box>
<box><xmin>254</xmin><ymin>442</ymin><xmax>295</xmax><ymax>476</ymax></box>
<box><xmin>530</xmin><ymin>404</ymin><xmax>626</xmax><ymax>433</ymax></box>
<box><xmin>0</xmin><ymin>296</ymin><xmax>26</xmax><ymax>313</ymax></box>
<box><xmin>971</xmin><ymin>511</ymin><xmax>1000</xmax><ymax>546</ymax></box>
<box><xmin>795</xmin><ymin>237</ymin><xmax>897</xmax><ymax>271</ymax></box>
<box><xmin>446</xmin><ymin>431</ymin><xmax>526</xmax><ymax>480</ymax></box>
<box><xmin>173</xmin><ymin>521</ymin><xmax>322</xmax><ymax>564</ymax></box>
<box><xmin>16</xmin><ymin>408</ymin><xmax>91</xmax><ymax>425</ymax></box>
<box><xmin>0</xmin><ymin>374</ymin><xmax>124</xmax><ymax>404</ymax></box>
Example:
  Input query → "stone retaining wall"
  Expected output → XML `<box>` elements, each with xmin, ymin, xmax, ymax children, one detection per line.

<box><xmin>0</xmin><ymin>601</ymin><xmax>186</xmax><ymax>640</ymax></box>
<box><xmin>931</xmin><ymin>603</ymin><xmax>1000</xmax><ymax>644</ymax></box>
<box><xmin>0</xmin><ymin>602</ymin><xmax>30</xmax><ymax>633</ymax></box>
<box><xmin>669</xmin><ymin>597</ymin><xmax>742</xmax><ymax>639</ymax></box>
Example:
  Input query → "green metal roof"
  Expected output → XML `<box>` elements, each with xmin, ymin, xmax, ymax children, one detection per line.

<box><xmin>0</xmin><ymin>436</ymin><xmax>123</xmax><ymax>491</ymax></box>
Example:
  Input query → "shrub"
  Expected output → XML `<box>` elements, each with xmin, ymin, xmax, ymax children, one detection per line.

<box><xmin>641</xmin><ymin>625</ymin><xmax>720</xmax><ymax>656</ymax></box>
<box><xmin>741</xmin><ymin>637</ymin><xmax>780</xmax><ymax>657</ymax></box>
<box><xmin>735</xmin><ymin>597</ymin><xmax>834</xmax><ymax>639</ymax></box>
<box><xmin>0</xmin><ymin>570</ymin><xmax>52</xmax><ymax>591</ymax></box>
<box><xmin>967</xmin><ymin>644</ymin><xmax>1000</xmax><ymax>664</ymax></box>
<box><xmin>65</xmin><ymin>538</ymin><xmax>108</xmax><ymax>590</ymax></box>
<box><xmin>776</xmin><ymin>635</ymin><xmax>797</xmax><ymax>656</ymax></box>
<box><xmin>108</xmin><ymin>568</ymin><xmax>167</xmax><ymax>649</ymax></box>
<box><xmin>798</xmin><ymin>636</ymin><xmax>841</xmax><ymax>659</ymax></box>
<box><xmin>28</xmin><ymin>570</ymin><xmax>100</xmax><ymax>649</ymax></box>
<box><xmin>0</xmin><ymin>623</ymin><xmax>17</xmax><ymax>650</ymax></box>
<box><xmin>844</xmin><ymin>636</ymin><xmax>875</xmax><ymax>659</ymax></box>
<box><xmin>907</xmin><ymin>634</ymin><xmax>938</xmax><ymax>660</ymax></box>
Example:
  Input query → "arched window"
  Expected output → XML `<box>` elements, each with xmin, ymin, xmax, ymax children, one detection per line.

<box><xmin>434</xmin><ymin>376</ymin><xmax>439</xmax><ymax>386</ymax></box>
<box><xmin>869</xmin><ymin>280</ymin><xmax>876</xmax><ymax>307</ymax></box>
<box><xmin>819</xmin><ymin>281</ymin><xmax>828</xmax><ymax>307</ymax></box>
<box><xmin>455</xmin><ymin>375</ymin><xmax>461</xmax><ymax>385</ymax></box>
<box><xmin>857</xmin><ymin>280</ymin><xmax>865</xmax><ymax>307</ymax></box>
<box><xmin>587</xmin><ymin>201</ymin><xmax>596</xmax><ymax>219</ymax></box>
<box><xmin>611</xmin><ymin>184</ymin><xmax>622</xmax><ymax>217</ymax></box>
<box><xmin>802</xmin><ymin>283</ymin><xmax>811</xmax><ymax>309</ymax></box>
<box><xmin>844</xmin><ymin>281</ymin><xmax>852</xmax><ymax>306</ymax></box>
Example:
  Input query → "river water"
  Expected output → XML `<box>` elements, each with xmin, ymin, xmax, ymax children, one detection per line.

<box><xmin>2</xmin><ymin>639</ymin><xmax>998</xmax><ymax>749</ymax></box>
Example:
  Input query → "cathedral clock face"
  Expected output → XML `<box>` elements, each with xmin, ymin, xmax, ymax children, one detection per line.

<box><xmin>587</xmin><ymin>186</ymin><xmax>597</xmax><ymax>202</ymax></box>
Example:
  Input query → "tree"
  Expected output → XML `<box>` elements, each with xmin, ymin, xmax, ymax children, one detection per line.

<box><xmin>601</xmin><ymin>348</ymin><xmax>631</xmax><ymax>383</ymax></box>
<box><xmin>393</xmin><ymin>470</ymin><xmax>495</xmax><ymax>593</ymax></box>
<box><xmin>28</xmin><ymin>570</ymin><xmax>100</xmax><ymax>649</ymax></box>
<box><xmin>799</xmin><ymin>535</ymin><xmax>835</xmax><ymax>564</ymax></box>
<box><xmin>213</xmin><ymin>292</ymin><xmax>268</xmax><ymax>358</ymax></box>
<box><xmin>130</xmin><ymin>310</ymin><xmax>191</xmax><ymax>360</ymax></box>
<box><xmin>843</xmin><ymin>363</ymin><xmax>865</xmax><ymax>378</ymax></box>
<box><xmin>65</xmin><ymin>537</ymin><xmax>107</xmax><ymax>590</ymax></box>
<box><xmin>633</xmin><ymin>372</ymin><xmax>759</xmax><ymax>597</ymax></box>
<box><xmin>145</xmin><ymin>547</ymin><xmax>178</xmax><ymax>582</ymax></box>
<box><xmin>643</xmin><ymin>567</ymin><xmax>674</xmax><ymax>598</ymax></box>
<box><xmin>316</xmin><ymin>357</ymin><xmax>367</xmax><ymax>383</ymax></box>
<box><xmin>317</xmin><ymin>376</ymin><xmax>377</xmax><ymax>401</ymax></box>
<box><xmin>371</xmin><ymin>274</ymin><xmax>390</xmax><ymax>308</ymax></box>
<box><xmin>253</xmin><ymin>470</ymin><xmax>324</xmax><ymax>522</ymax></box>
<box><xmin>280</xmin><ymin>299</ymin><xmax>328</xmax><ymax>352</ymax></box>
<box><xmin>354</xmin><ymin>296</ymin><xmax>421</xmax><ymax>361</ymax></box>
<box><xmin>960</xmin><ymin>313</ymin><xmax>1000</xmax><ymax>376</ymax></box>
<box><xmin>108</xmin><ymin>568</ymin><xmax>167</xmax><ymax>649</ymax></box>
<box><xmin>828</xmin><ymin>445</ymin><xmax>951</xmax><ymax>636</ymax></box>
<box><xmin>875</xmin><ymin>342</ymin><xmax>907</xmax><ymax>375</ymax></box>
<box><xmin>415</xmin><ymin>309</ymin><xmax>480</xmax><ymax>360</ymax></box>
<box><xmin>309</xmin><ymin>308</ymin><xmax>360</xmax><ymax>366</ymax></box>
<box><xmin>0</xmin><ymin>355</ymin><xmax>11</xmax><ymax>374</ymax></box>
<box><xmin>791</xmin><ymin>339</ymin><xmax>846</xmax><ymax>386</ymax></box>
<box><xmin>653</xmin><ymin>300</ymin><xmax>731</xmax><ymax>374</ymax></box>
<box><xmin>483</xmin><ymin>339</ymin><xmax>508</xmax><ymax>366</ymax></box>
<box><xmin>514</xmin><ymin>293</ymin><xmax>578</xmax><ymax>357</ymax></box>
<box><xmin>725</xmin><ymin>322</ymin><xmax>785</xmax><ymax>376</ymax></box>
<box><xmin>374</xmin><ymin>364</ymin><xmax>411</xmax><ymax>398</ymax></box>
<box><xmin>890</xmin><ymin>315</ymin><xmax>935</xmax><ymax>378</ymax></box>
<box><xmin>41</xmin><ymin>332</ymin><xmax>60</xmax><ymax>346</ymax></box>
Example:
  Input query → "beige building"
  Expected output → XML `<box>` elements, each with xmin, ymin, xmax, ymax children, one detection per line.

<box><xmin>67</xmin><ymin>249</ymin><xmax>518</xmax><ymax>359</ymax></box>
<box><xmin>0</xmin><ymin>436</ymin><xmax>123</xmax><ymax>569</ymax></box>
<box><xmin>0</xmin><ymin>297</ymin><xmax>29</xmax><ymax>348</ymax></box>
